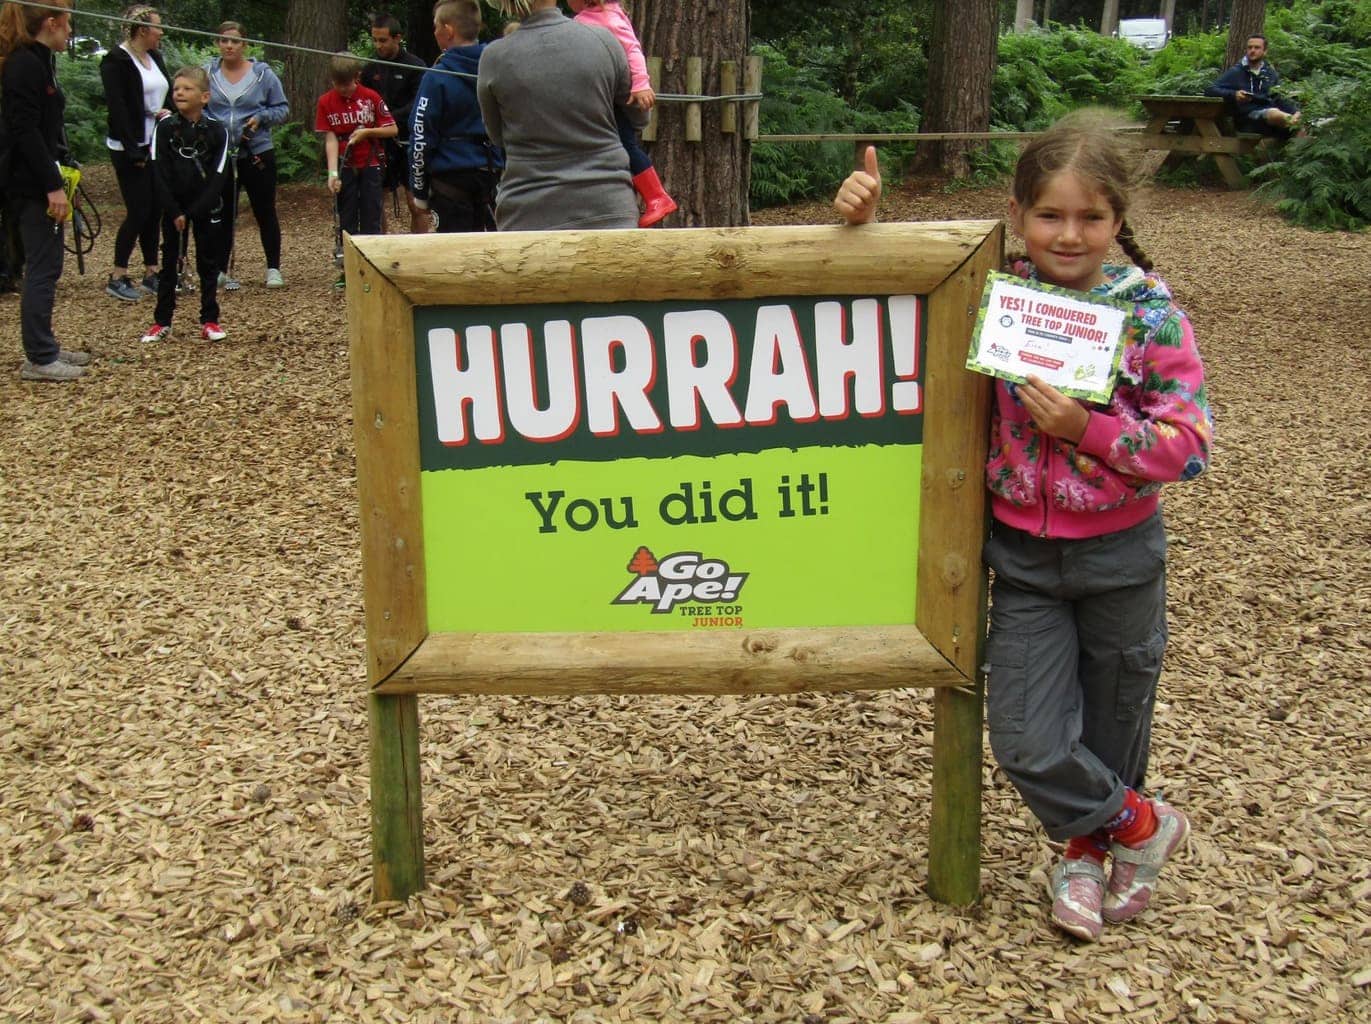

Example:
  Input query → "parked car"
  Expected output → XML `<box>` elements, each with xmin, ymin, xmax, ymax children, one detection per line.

<box><xmin>1116</xmin><ymin>18</ymin><xmax>1170</xmax><ymax>51</ymax></box>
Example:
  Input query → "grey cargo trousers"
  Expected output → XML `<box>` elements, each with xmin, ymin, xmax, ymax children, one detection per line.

<box><xmin>984</xmin><ymin>513</ymin><xmax>1168</xmax><ymax>842</ymax></box>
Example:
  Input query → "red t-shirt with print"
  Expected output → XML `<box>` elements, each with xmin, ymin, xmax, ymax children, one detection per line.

<box><xmin>314</xmin><ymin>84</ymin><xmax>395</xmax><ymax>169</ymax></box>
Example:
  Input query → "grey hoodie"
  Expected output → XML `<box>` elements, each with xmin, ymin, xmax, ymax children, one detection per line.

<box><xmin>476</xmin><ymin>7</ymin><xmax>646</xmax><ymax>231</ymax></box>
<box><xmin>205</xmin><ymin>57</ymin><xmax>289</xmax><ymax>156</ymax></box>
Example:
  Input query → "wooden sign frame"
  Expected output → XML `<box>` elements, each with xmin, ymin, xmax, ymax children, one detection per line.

<box><xmin>346</xmin><ymin>222</ymin><xmax>1001</xmax><ymax>906</ymax></box>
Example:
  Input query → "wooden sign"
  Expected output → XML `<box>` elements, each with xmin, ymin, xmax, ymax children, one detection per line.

<box><xmin>346</xmin><ymin>221</ymin><xmax>1001</xmax><ymax>906</ymax></box>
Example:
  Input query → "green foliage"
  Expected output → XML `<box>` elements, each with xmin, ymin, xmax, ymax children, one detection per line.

<box><xmin>751</xmin><ymin>43</ymin><xmax>915</xmax><ymax>208</ymax></box>
<box><xmin>1250</xmin><ymin>76</ymin><xmax>1371</xmax><ymax>230</ymax></box>
<box><xmin>1144</xmin><ymin>30</ymin><xmax>1229</xmax><ymax>96</ymax></box>
<box><xmin>54</xmin><ymin>55</ymin><xmax>107</xmax><ymax>166</ymax></box>
<box><xmin>271</xmin><ymin>120</ymin><xmax>323</xmax><ymax>183</ymax></box>
<box><xmin>158</xmin><ymin>37</ymin><xmax>220</xmax><ymax>77</ymax></box>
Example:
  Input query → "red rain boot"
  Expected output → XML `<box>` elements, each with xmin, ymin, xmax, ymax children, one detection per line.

<box><xmin>632</xmin><ymin>166</ymin><xmax>678</xmax><ymax>227</ymax></box>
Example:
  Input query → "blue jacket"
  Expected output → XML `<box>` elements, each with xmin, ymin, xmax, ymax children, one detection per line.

<box><xmin>1205</xmin><ymin>58</ymin><xmax>1282</xmax><ymax>118</ymax></box>
<box><xmin>409</xmin><ymin>44</ymin><xmax>503</xmax><ymax>207</ymax></box>
<box><xmin>205</xmin><ymin>57</ymin><xmax>290</xmax><ymax>156</ymax></box>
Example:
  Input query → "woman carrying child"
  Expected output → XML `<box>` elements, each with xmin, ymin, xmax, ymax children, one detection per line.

<box><xmin>836</xmin><ymin>111</ymin><xmax>1213</xmax><ymax>942</ymax></box>
<box><xmin>477</xmin><ymin>0</ymin><xmax>644</xmax><ymax>231</ymax></box>
<box><xmin>139</xmin><ymin>67</ymin><xmax>230</xmax><ymax>344</ymax></box>
<box><xmin>566</xmin><ymin>0</ymin><xmax>676</xmax><ymax>226</ymax></box>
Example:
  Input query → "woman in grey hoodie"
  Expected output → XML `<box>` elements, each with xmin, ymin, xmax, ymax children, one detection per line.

<box><xmin>477</xmin><ymin>0</ymin><xmax>644</xmax><ymax>230</ymax></box>
<box><xmin>205</xmin><ymin>21</ymin><xmax>289</xmax><ymax>288</ymax></box>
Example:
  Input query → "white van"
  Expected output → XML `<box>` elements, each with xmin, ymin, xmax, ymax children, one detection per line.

<box><xmin>1117</xmin><ymin>18</ymin><xmax>1170</xmax><ymax>50</ymax></box>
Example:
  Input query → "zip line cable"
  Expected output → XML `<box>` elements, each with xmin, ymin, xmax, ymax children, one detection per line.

<box><xmin>25</xmin><ymin>0</ymin><xmax>764</xmax><ymax>98</ymax></box>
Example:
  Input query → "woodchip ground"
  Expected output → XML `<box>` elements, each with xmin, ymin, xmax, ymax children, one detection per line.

<box><xmin>1</xmin><ymin>166</ymin><xmax>1367</xmax><ymax>1023</ymax></box>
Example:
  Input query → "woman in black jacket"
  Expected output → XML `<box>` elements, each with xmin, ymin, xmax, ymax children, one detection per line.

<box><xmin>0</xmin><ymin>0</ymin><xmax>89</xmax><ymax>381</ymax></box>
<box><xmin>99</xmin><ymin>4</ymin><xmax>170</xmax><ymax>302</ymax></box>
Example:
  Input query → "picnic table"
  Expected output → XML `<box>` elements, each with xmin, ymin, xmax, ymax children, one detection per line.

<box><xmin>1134</xmin><ymin>95</ymin><xmax>1266</xmax><ymax>189</ymax></box>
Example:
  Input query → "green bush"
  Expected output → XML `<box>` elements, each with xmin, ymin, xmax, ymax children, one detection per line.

<box><xmin>1144</xmin><ymin>29</ymin><xmax>1228</xmax><ymax>97</ymax></box>
<box><xmin>1250</xmin><ymin>76</ymin><xmax>1371</xmax><ymax>230</ymax></box>
<box><xmin>751</xmin><ymin>42</ymin><xmax>917</xmax><ymax>208</ymax></box>
<box><xmin>272</xmin><ymin>121</ymin><xmax>323</xmax><ymax>183</ymax></box>
<box><xmin>55</xmin><ymin>54</ymin><xmax>107</xmax><ymax>166</ymax></box>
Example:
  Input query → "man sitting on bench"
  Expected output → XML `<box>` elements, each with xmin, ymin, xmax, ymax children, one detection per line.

<box><xmin>1205</xmin><ymin>34</ymin><xmax>1301</xmax><ymax>136</ymax></box>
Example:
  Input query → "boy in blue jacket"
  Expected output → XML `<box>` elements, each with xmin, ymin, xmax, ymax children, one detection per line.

<box><xmin>409</xmin><ymin>0</ymin><xmax>503</xmax><ymax>233</ymax></box>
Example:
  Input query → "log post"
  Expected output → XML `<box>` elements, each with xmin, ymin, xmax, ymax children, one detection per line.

<box><xmin>743</xmin><ymin>56</ymin><xmax>762</xmax><ymax>141</ymax></box>
<box><xmin>643</xmin><ymin>56</ymin><xmax>662</xmax><ymax>143</ymax></box>
<box><xmin>685</xmin><ymin>56</ymin><xmax>702</xmax><ymax>143</ymax></box>
<box><xmin>928</xmin><ymin>680</ymin><xmax>984</xmax><ymax>905</ymax></box>
<box><xmin>369</xmin><ymin>692</ymin><xmax>424</xmax><ymax>901</ymax></box>
<box><xmin>720</xmin><ymin>60</ymin><xmax>738</xmax><ymax>135</ymax></box>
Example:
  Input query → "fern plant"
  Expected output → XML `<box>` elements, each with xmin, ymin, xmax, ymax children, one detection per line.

<box><xmin>1249</xmin><ymin>76</ymin><xmax>1371</xmax><ymax>230</ymax></box>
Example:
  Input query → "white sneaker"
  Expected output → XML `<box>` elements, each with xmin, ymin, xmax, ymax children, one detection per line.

<box><xmin>217</xmin><ymin>272</ymin><xmax>241</xmax><ymax>292</ymax></box>
<box><xmin>265</xmin><ymin>268</ymin><xmax>285</xmax><ymax>288</ymax></box>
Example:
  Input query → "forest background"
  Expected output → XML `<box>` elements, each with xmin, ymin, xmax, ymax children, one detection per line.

<box><xmin>55</xmin><ymin>0</ymin><xmax>1371</xmax><ymax>229</ymax></box>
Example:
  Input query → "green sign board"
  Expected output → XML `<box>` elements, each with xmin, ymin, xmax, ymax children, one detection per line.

<box><xmin>413</xmin><ymin>294</ymin><xmax>927</xmax><ymax>632</ymax></box>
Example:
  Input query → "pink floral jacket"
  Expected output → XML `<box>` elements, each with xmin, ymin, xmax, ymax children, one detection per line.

<box><xmin>987</xmin><ymin>262</ymin><xmax>1213</xmax><ymax>539</ymax></box>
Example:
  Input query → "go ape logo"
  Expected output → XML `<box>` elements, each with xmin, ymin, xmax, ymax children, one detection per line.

<box><xmin>612</xmin><ymin>547</ymin><xmax>748</xmax><ymax>615</ymax></box>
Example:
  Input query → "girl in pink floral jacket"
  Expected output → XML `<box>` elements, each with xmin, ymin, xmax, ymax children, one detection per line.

<box><xmin>833</xmin><ymin>109</ymin><xmax>1214</xmax><ymax>943</ymax></box>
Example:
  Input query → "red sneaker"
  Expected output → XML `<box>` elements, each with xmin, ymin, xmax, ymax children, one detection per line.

<box><xmin>200</xmin><ymin>322</ymin><xmax>227</xmax><ymax>342</ymax></box>
<box><xmin>140</xmin><ymin>324</ymin><xmax>171</xmax><ymax>343</ymax></box>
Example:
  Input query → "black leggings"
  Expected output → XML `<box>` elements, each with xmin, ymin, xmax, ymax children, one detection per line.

<box><xmin>217</xmin><ymin>148</ymin><xmax>282</xmax><ymax>272</ymax></box>
<box><xmin>111</xmin><ymin>147</ymin><xmax>160</xmax><ymax>269</ymax></box>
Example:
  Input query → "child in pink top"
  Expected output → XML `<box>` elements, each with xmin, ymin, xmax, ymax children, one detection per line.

<box><xmin>567</xmin><ymin>0</ymin><xmax>676</xmax><ymax>226</ymax></box>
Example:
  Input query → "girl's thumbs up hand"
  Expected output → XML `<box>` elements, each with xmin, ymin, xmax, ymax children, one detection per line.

<box><xmin>834</xmin><ymin>145</ymin><xmax>882</xmax><ymax>225</ymax></box>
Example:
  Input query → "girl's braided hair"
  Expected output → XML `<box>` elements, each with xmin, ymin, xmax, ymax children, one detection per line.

<box><xmin>1012</xmin><ymin>108</ymin><xmax>1154</xmax><ymax>272</ymax></box>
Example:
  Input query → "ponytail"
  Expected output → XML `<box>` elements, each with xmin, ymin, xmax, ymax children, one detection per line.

<box><xmin>0</xmin><ymin>0</ymin><xmax>73</xmax><ymax>76</ymax></box>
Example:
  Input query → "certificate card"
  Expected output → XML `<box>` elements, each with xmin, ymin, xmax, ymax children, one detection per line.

<box><xmin>966</xmin><ymin>272</ymin><xmax>1131</xmax><ymax>404</ymax></box>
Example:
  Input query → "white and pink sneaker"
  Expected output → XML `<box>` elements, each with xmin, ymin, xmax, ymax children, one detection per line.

<box><xmin>1049</xmin><ymin>858</ymin><xmax>1106</xmax><ymax>941</ymax></box>
<box><xmin>1103</xmin><ymin>801</ymin><xmax>1190</xmax><ymax>923</ymax></box>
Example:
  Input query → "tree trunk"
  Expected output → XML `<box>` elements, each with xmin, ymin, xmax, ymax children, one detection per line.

<box><xmin>283</xmin><ymin>0</ymin><xmax>347</xmax><ymax>134</ymax></box>
<box><xmin>912</xmin><ymin>0</ymin><xmax>997</xmax><ymax>178</ymax></box>
<box><xmin>1100</xmin><ymin>0</ymin><xmax>1120</xmax><ymax>36</ymax></box>
<box><xmin>634</xmin><ymin>0</ymin><xmax>751</xmax><ymax>227</ymax></box>
<box><xmin>1224</xmin><ymin>0</ymin><xmax>1265</xmax><ymax>68</ymax></box>
<box><xmin>1162</xmin><ymin>0</ymin><xmax>1177</xmax><ymax>34</ymax></box>
<box><xmin>1015</xmin><ymin>0</ymin><xmax>1035</xmax><ymax>31</ymax></box>
<box><xmin>1042</xmin><ymin>0</ymin><xmax>1052</xmax><ymax>26</ymax></box>
<box><xmin>407</xmin><ymin>0</ymin><xmax>439</xmax><ymax>66</ymax></box>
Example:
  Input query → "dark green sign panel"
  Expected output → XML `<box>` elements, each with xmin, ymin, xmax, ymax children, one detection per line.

<box><xmin>413</xmin><ymin>295</ymin><xmax>926</xmax><ymax>470</ymax></box>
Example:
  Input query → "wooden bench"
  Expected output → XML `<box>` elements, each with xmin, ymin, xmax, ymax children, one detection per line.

<box><xmin>1134</xmin><ymin>95</ymin><xmax>1266</xmax><ymax>189</ymax></box>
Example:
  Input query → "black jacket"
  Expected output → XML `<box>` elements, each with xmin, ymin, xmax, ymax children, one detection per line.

<box><xmin>362</xmin><ymin>49</ymin><xmax>427</xmax><ymax>141</ymax></box>
<box><xmin>151</xmin><ymin>113</ymin><xmax>229</xmax><ymax>222</ymax></box>
<box><xmin>1205</xmin><ymin>59</ymin><xmax>1289</xmax><ymax>119</ymax></box>
<box><xmin>100</xmin><ymin>44</ymin><xmax>171</xmax><ymax>159</ymax></box>
<box><xmin>0</xmin><ymin>42</ymin><xmax>66</xmax><ymax>199</ymax></box>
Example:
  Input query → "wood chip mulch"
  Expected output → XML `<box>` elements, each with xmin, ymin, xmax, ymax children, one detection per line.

<box><xmin>1</xmin><ymin>166</ymin><xmax>1367</xmax><ymax>1023</ymax></box>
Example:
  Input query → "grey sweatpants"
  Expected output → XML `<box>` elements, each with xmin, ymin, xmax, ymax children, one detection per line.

<box><xmin>984</xmin><ymin>514</ymin><xmax>1168</xmax><ymax>842</ymax></box>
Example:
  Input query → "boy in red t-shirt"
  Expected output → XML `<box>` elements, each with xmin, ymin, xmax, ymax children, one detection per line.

<box><xmin>315</xmin><ymin>52</ymin><xmax>397</xmax><ymax>272</ymax></box>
